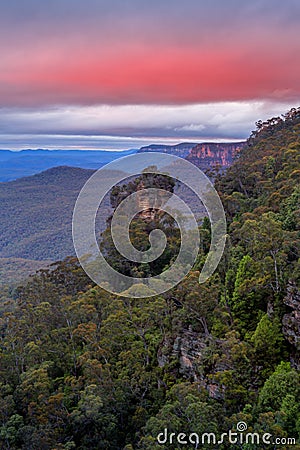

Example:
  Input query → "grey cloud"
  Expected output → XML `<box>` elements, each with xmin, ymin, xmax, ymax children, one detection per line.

<box><xmin>0</xmin><ymin>100</ymin><xmax>297</xmax><ymax>150</ymax></box>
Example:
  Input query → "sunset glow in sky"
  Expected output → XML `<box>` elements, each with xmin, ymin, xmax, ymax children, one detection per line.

<box><xmin>1</xmin><ymin>0</ymin><xmax>300</xmax><ymax>149</ymax></box>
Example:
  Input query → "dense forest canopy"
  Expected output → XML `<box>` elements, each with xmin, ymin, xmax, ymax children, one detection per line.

<box><xmin>0</xmin><ymin>108</ymin><xmax>299</xmax><ymax>449</ymax></box>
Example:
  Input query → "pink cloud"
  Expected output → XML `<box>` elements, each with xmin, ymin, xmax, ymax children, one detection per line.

<box><xmin>1</xmin><ymin>28</ymin><xmax>300</xmax><ymax>107</ymax></box>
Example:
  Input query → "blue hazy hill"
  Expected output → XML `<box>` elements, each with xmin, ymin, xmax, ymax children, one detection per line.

<box><xmin>0</xmin><ymin>149</ymin><xmax>137</xmax><ymax>182</ymax></box>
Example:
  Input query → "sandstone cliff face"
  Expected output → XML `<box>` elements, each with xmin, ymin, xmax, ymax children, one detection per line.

<box><xmin>157</xmin><ymin>329</ymin><xmax>234</xmax><ymax>400</ymax></box>
<box><xmin>138</xmin><ymin>143</ymin><xmax>196</xmax><ymax>159</ymax></box>
<box><xmin>138</xmin><ymin>141</ymin><xmax>246</xmax><ymax>171</ymax></box>
<box><xmin>186</xmin><ymin>142</ymin><xmax>246</xmax><ymax>170</ymax></box>
<box><xmin>136</xmin><ymin>180</ymin><xmax>171</xmax><ymax>221</ymax></box>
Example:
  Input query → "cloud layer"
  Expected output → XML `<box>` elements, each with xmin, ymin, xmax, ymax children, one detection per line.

<box><xmin>0</xmin><ymin>0</ymin><xmax>300</xmax><ymax>148</ymax></box>
<box><xmin>0</xmin><ymin>101</ymin><xmax>297</xmax><ymax>149</ymax></box>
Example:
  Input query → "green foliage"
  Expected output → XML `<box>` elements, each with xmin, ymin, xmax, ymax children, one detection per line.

<box><xmin>258</xmin><ymin>362</ymin><xmax>300</xmax><ymax>412</ymax></box>
<box><xmin>251</xmin><ymin>314</ymin><xmax>287</xmax><ymax>378</ymax></box>
<box><xmin>140</xmin><ymin>383</ymin><xmax>220</xmax><ymax>450</ymax></box>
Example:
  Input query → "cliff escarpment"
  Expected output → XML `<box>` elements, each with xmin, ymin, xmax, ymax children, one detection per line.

<box><xmin>186</xmin><ymin>141</ymin><xmax>246</xmax><ymax>170</ymax></box>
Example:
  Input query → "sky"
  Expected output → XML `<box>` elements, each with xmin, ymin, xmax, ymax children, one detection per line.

<box><xmin>0</xmin><ymin>0</ymin><xmax>300</xmax><ymax>150</ymax></box>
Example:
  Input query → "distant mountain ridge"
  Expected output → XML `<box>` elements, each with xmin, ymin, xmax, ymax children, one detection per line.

<box><xmin>0</xmin><ymin>149</ymin><xmax>136</xmax><ymax>182</ymax></box>
<box><xmin>138</xmin><ymin>142</ymin><xmax>196</xmax><ymax>158</ymax></box>
<box><xmin>0</xmin><ymin>141</ymin><xmax>246</xmax><ymax>182</ymax></box>
<box><xmin>138</xmin><ymin>141</ymin><xmax>246</xmax><ymax>170</ymax></box>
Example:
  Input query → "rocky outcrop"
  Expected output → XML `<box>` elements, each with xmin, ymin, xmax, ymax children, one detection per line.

<box><xmin>157</xmin><ymin>329</ymin><xmax>208</xmax><ymax>386</ymax></box>
<box><xmin>136</xmin><ymin>180</ymin><xmax>171</xmax><ymax>221</ymax></box>
<box><xmin>158</xmin><ymin>329</ymin><xmax>228</xmax><ymax>400</ymax></box>
<box><xmin>172</xmin><ymin>330</ymin><xmax>207</xmax><ymax>382</ymax></box>
<box><xmin>186</xmin><ymin>142</ymin><xmax>246</xmax><ymax>171</ymax></box>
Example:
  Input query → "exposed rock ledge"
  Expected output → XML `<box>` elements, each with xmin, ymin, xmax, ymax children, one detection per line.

<box><xmin>283</xmin><ymin>283</ymin><xmax>300</xmax><ymax>369</ymax></box>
